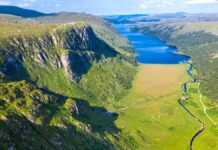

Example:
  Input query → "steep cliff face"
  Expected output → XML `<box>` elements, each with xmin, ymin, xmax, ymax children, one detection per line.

<box><xmin>0</xmin><ymin>22</ymin><xmax>136</xmax><ymax>103</ymax></box>
<box><xmin>0</xmin><ymin>23</ymin><xmax>117</xmax><ymax>84</ymax></box>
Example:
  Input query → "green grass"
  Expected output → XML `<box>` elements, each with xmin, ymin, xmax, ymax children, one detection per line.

<box><xmin>0</xmin><ymin>80</ymin><xmax>137</xmax><ymax>149</ymax></box>
<box><xmin>102</xmin><ymin>64</ymin><xmax>218</xmax><ymax>149</ymax></box>
<box><xmin>0</xmin><ymin>22</ymin><xmax>91</xmax><ymax>45</ymax></box>
<box><xmin>105</xmin><ymin>64</ymin><xmax>200</xmax><ymax>149</ymax></box>
<box><xmin>21</xmin><ymin>56</ymin><xmax>136</xmax><ymax>106</ymax></box>
<box><xmin>0</xmin><ymin>16</ymin><xmax>138</xmax><ymax>149</ymax></box>
<box><xmin>81</xmin><ymin>58</ymin><xmax>136</xmax><ymax>103</ymax></box>
<box><xmin>183</xmin><ymin>82</ymin><xmax>218</xmax><ymax>150</ymax></box>
<box><xmin>0</xmin><ymin>21</ymin><xmax>136</xmax><ymax>104</ymax></box>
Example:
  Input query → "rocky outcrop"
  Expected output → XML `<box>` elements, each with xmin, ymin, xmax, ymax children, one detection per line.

<box><xmin>57</xmin><ymin>25</ymin><xmax>98</xmax><ymax>51</ymax></box>
<box><xmin>0</xmin><ymin>23</ymin><xmax>117</xmax><ymax>83</ymax></box>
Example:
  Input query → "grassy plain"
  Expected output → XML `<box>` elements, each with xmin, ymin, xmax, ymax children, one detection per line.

<box><xmin>112</xmin><ymin>64</ymin><xmax>200</xmax><ymax>149</ymax></box>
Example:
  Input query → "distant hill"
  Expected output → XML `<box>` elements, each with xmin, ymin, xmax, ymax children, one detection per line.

<box><xmin>102</xmin><ymin>14</ymin><xmax>156</xmax><ymax>24</ymax></box>
<box><xmin>104</xmin><ymin>12</ymin><xmax>218</xmax><ymax>24</ymax></box>
<box><xmin>0</xmin><ymin>14</ymin><xmax>35</xmax><ymax>23</ymax></box>
<box><xmin>0</xmin><ymin>5</ymin><xmax>47</xmax><ymax>18</ymax></box>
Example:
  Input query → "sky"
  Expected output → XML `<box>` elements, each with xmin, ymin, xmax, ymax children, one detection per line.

<box><xmin>0</xmin><ymin>0</ymin><xmax>218</xmax><ymax>15</ymax></box>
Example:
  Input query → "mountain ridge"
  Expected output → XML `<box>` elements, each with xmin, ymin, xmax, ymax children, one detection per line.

<box><xmin>0</xmin><ymin>5</ymin><xmax>47</xmax><ymax>18</ymax></box>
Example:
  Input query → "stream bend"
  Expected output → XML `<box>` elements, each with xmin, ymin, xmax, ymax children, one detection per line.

<box><xmin>178</xmin><ymin>63</ymin><xmax>205</xmax><ymax>150</ymax></box>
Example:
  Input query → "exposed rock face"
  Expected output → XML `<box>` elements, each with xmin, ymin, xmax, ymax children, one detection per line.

<box><xmin>59</xmin><ymin>26</ymin><xmax>98</xmax><ymax>51</ymax></box>
<box><xmin>0</xmin><ymin>24</ymin><xmax>117</xmax><ymax>83</ymax></box>
<box><xmin>61</xmin><ymin>52</ymin><xmax>77</xmax><ymax>83</ymax></box>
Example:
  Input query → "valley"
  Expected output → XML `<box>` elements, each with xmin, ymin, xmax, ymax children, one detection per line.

<box><xmin>112</xmin><ymin>64</ymin><xmax>199</xmax><ymax>149</ymax></box>
<box><xmin>106</xmin><ymin>24</ymin><xmax>216</xmax><ymax>149</ymax></box>
<box><xmin>0</xmin><ymin>5</ymin><xmax>218</xmax><ymax>150</ymax></box>
<box><xmin>105</xmin><ymin>15</ymin><xmax>218</xmax><ymax>149</ymax></box>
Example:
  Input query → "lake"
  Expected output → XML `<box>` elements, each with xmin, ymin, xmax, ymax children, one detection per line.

<box><xmin>115</xmin><ymin>24</ymin><xmax>189</xmax><ymax>64</ymax></box>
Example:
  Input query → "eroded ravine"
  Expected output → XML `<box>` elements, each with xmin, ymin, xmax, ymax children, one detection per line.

<box><xmin>178</xmin><ymin>63</ymin><xmax>205</xmax><ymax>150</ymax></box>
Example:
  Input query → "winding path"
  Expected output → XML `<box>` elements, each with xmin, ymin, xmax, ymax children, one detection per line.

<box><xmin>198</xmin><ymin>83</ymin><xmax>217</xmax><ymax>126</ymax></box>
<box><xmin>178</xmin><ymin>63</ymin><xmax>205</xmax><ymax>150</ymax></box>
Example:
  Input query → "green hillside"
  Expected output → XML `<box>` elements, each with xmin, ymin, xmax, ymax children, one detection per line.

<box><xmin>0</xmin><ymin>13</ymin><xmax>137</xmax><ymax>149</ymax></box>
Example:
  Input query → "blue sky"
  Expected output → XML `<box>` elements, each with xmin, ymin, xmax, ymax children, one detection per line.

<box><xmin>0</xmin><ymin>0</ymin><xmax>218</xmax><ymax>15</ymax></box>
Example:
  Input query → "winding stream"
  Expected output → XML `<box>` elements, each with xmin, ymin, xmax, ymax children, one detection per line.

<box><xmin>114</xmin><ymin>24</ymin><xmax>205</xmax><ymax>150</ymax></box>
<box><xmin>178</xmin><ymin>63</ymin><xmax>205</xmax><ymax>150</ymax></box>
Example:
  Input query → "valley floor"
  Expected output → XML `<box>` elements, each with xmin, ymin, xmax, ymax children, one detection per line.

<box><xmin>111</xmin><ymin>64</ymin><xmax>218</xmax><ymax>149</ymax></box>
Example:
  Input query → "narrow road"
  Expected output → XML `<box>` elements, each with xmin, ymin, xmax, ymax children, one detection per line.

<box><xmin>198</xmin><ymin>83</ymin><xmax>217</xmax><ymax>126</ymax></box>
<box><xmin>178</xmin><ymin>63</ymin><xmax>205</xmax><ymax>150</ymax></box>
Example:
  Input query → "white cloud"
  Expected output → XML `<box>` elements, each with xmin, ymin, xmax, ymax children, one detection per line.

<box><xmin>139</xmin><ymin>0</ymin><xmax>175</xmax><ymax>10</ymax></box>
<box><xmin>18</xmin><ymin>2</ymin><xmax>31</xmax><ymax>7</ymax></box>
<box><xmin>185</xmin><ymin>0</ymin><xmax>218</xmax><ymax>4</ymax></box>
<box><xmin>0</xmin><ymin>0</ymin><xmax>11</xmax><ymax>5</ymax></box>
<box><xmin>140</xmin><ymin>3</ymin><xmax>148</xmax><ymax>9</ymax></box>
<box><xmin>17</xmin><ymin>0</ymin><xmax>38</xmax><ymax>8</ymax></box>
<box><xmin>55</xmin><ymin>3</ymin><xmax>62</xmax><ymax>7</ymax></box>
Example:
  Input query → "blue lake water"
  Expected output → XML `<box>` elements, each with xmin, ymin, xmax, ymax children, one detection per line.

<box><xmin>115</xmin><ymin>25</ymin><xmax>189</xmax><ymax>64</ymax></box>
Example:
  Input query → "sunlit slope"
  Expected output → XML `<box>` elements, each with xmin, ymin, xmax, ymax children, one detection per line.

<box><xmin>114</xmin><ymin>64</ymin><xmax>199</xmax><ymax>150</ymax></box>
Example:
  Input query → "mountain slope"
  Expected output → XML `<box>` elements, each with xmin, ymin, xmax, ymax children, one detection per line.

<box><xmin>34</xmin><ymin>12</ymin><xmax>135</xmax><ymax>57</ymax></box>
<box><xmin>0</xmin><ymin>21</ymin><xmax>136</xmax><ymax>102</ymax></box>
<box><xmin>0</xmin><ymin>7</ymin><xmax>138</xmax><ymax>149</ymax></box>
<box><xmin>0</xmin><ymin>6</ymin><xmax>47</xmax><ymax>18</ymax></box>
<box><xmin>0</xmin><ymin>80</ymin><xmax>119</xmax><ymax>149</ymax></box>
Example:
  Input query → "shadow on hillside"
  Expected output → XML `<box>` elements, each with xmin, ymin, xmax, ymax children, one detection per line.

<box><xmin>66</xmin><ymin>35</ymin><xmax>119</xmax><ymax>82</ymax></box>
<box><xmin>1</xmin><ymin>57</ymin><xmax>31</xmax><ymax>82</ymax></box>
<box><xmin>0</xmin><ymin>86</ymin><xmax>120</xmax><ymax>149</ymax></box>
<box><xmin>73</xmin><ymin>98</ymin><xmax>119</xmax><ymax>134</ymax></box>
<box><xmin>39</xmin><ymin>87</ymin><xmax>120</xmax><ymax>135</ymax></box>
<box><xmin>0</xmin><ymin>113</ymin><xmax>116</xmax><ymax>149</ymax></box>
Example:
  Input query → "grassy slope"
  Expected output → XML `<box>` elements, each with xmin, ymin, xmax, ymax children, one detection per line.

<box><xmin>0</xmin><ymin>81</ymin><xmax>119</xmax><ymax>149</ymax></box>
<box><xmin>0</xmin><ymin>16</ymin><xmax>137</xmax><ymax>148</ymax></box>
<box><xmin>25</xmin><ymin>58</ymin><xmax>136</xmax><ymax>105</ymax></box>
<box><xmin>0</xmin><ymin>22</ymin><xmax>136</xmax><ymax>102</ymax></box>
<box><xmin>0</xmin><ymin>14</ymin><xmax>35</xmax><ymax>24</ymax></box>
<box><xmin>109</xmin><ymin>64</ymin><xmax>200</xmax><ymax>149</ymax></box>
<box><xmin>0</xmin><ymin>10</ymin><xmax>138</xmax><ymax>149</ymax></box>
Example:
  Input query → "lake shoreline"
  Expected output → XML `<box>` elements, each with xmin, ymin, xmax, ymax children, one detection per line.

<box><xmin>115</xmin><ymin>24</ymin><xmax>190</xmax><ymax>64</ymax></box>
